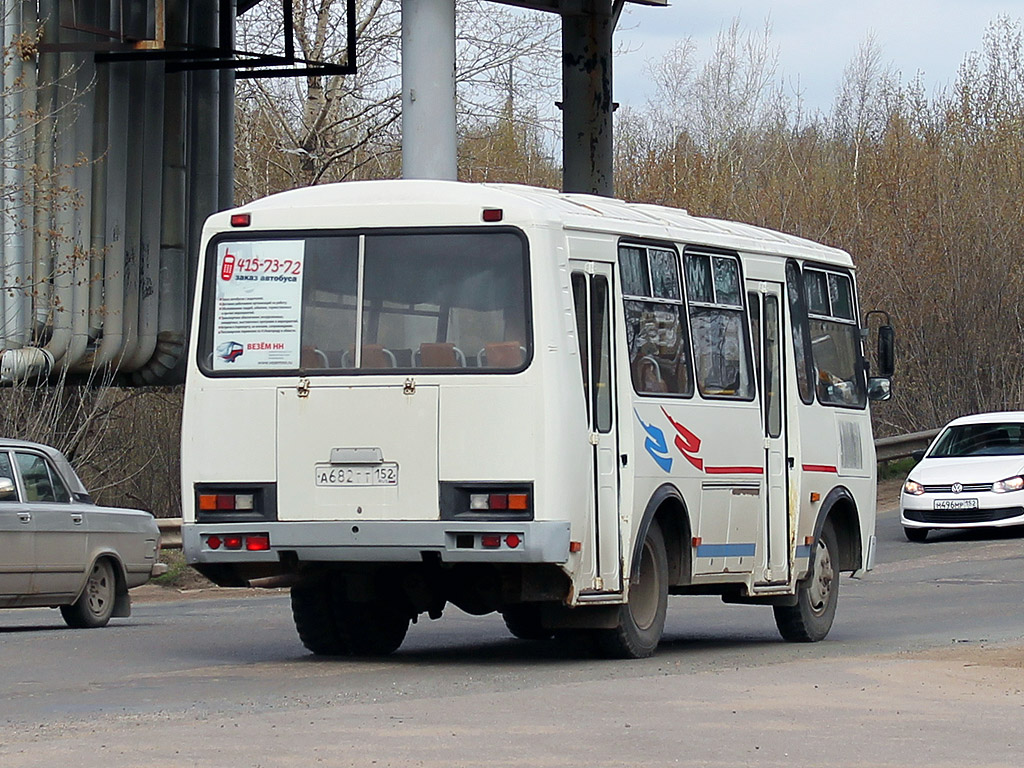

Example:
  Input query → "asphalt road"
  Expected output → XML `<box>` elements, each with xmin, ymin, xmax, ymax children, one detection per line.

<box><xmin>2</xmin><ymin>505</ymin><xmax>1023</xmax><ymax>767</ymax></box>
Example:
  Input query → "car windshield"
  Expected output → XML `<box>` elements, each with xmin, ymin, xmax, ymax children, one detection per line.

<box><xmin>928</xmin><ymin>423</ymin><xmax>1024</xmax><ymax>457</ymax></box>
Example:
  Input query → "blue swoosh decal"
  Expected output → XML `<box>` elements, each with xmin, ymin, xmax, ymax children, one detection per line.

<box><xmin>635</xmin><ymin>410</ymin><xmax>673</xmax><ymax>473</ymax></box>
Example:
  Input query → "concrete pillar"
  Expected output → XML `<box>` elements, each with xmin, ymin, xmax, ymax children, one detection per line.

<box><xmin>561</xmin><ymin>1</ymin><xmax>614</xmax><ymax>197</ymax></box>
<box><xmin>401</xmin><ymin>0</ymin><xmax>457</xmax><ymax>180</ymax></box>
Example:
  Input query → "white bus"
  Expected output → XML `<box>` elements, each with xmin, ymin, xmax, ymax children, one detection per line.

<box><xmin>181</xmin><ymin>180</ymin><xmax>893</xmax><ymax>658</ymax></box>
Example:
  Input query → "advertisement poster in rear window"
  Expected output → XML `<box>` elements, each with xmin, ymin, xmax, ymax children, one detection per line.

<box><xmin>212</xmin><ymin>240</ymin><xmax>305</xmax><ymax>371</ymax></box>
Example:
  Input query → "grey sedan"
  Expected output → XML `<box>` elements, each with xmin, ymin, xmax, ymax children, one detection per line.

<box><xmin>0</xmin><ymin>439</ymin><xmax>163</xmax><ymax>627</ymax></box>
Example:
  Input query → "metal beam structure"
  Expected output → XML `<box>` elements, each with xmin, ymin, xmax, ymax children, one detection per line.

<box><xmin>0</xmin><ymin>0</ymin><xmax>666</xmax><ymax>384</ymax></box>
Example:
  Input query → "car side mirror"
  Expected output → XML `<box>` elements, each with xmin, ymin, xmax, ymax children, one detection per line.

<box><xmin>0</xmin><ymin>477</ymin><xmax>17</xmax><ymax>501</ymax></box>
<box><xmin>867</xmin><ymin>376</ymin><xmax>891</xmax><ymax>402</ymax></box>
<box><xmin>911</xmin><ymin>449</ymin><xmax>926</xmax><ymax>463</ymax></box>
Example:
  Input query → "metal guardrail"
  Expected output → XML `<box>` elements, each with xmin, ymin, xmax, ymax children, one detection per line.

<box><xmin>155</xmin><ymin>430</ymin><xmax>939</xmax><ymax>550</ymax></box>
<box><xmin>873</xmin><ymin>429</ymin><xmax>940</xmax><ymax>462</ymax></box>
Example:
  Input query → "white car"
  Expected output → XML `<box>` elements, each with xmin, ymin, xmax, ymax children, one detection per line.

<box><xmin>901</xmin><ymin>412</ymin><xmax>1024</xmax><ymax>542</ymax></box>
<box><xmin>0</xmin><ymin>438</ymin><xmax>164</xmax><ymax>627</ymax></box>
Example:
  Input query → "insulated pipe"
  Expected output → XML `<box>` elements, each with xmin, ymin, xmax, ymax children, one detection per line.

<box><xmin>59</xmin><ymin>25</ymin><xmax>97</xmax><ymax>373</ymax></box>
<box><xmin>32</xmin><ymin>0</ymin><xmax>58</xmax><ymax>333</ymax></box>
<box><xmin>1</xmin><ymin>0</ymin><xmax>21</xmax><ymax>350</ymax></box>
<box><xmin>561</xmin><ymin>1</ymin><xmax>615</xmax><ymax>196</ymax></box>
<box><xmin>401</xmin><ymin>0</ymin><xmax>457</xmax><ymax>180</ymax></box>
<box><xmin>118</xmin><ymin>58</ymin><xmax>147</xmax><ymax>371</ymax></box>
<box><xmin>18</xmin><ymin>0</ymin><xmax>36</xmax><ymax>344</ymax></box>
<box><xmin>134</xmin><ymin>0</ymin><xmax>189</xmax><ymax>385</ymax></box>
<box><xmin>40</xmin><ymin>0</ymin><xmax>76</xmax><ymax>366</ymax></box>
<box><xmin>123</xmin><ymin>58</ymin><xmax>164</xmax><ymax>371</ymax></box>
<box><xmin>86</xmin><ymin>47</ymin><xmax>129</xmax><ymax>370</ymax></box>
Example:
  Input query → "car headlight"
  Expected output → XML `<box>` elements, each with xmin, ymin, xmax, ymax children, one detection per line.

<box><xmin>903</xmin><ymin>479</ymin><xmax>925</xmax><ymax>496</ymax></box>
<box><xmin>992</xmin><ymin>476</ymin><xmax>1024</xmax><ymax>493</ymax></box>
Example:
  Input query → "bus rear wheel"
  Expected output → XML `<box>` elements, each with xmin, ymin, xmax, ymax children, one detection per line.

<box><xmin>291</xmin><ymin>580</ymin><xmax>350</xmax><ymax>655</ymax></box>
<box><xmin>342</xmin><ymin>601</ymin><xmax>410</xmax><ymax>656</ymax></box>
<box><xmin>774</xmin><ymin>520</ymin><xmax>839</xmax><ymax>642</ymax></box>
<box><xmin>597</xmin><ymin>522</ymin><xmax>668</xmax><ymax>659</ymax></box>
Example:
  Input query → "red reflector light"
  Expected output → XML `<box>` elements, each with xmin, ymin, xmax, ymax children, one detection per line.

<box><xmin>230</xmin><ymin>213</ymin><xmax>251</xmax><ymax>227</ymax></box>
<box><xmin>482</xmin><ymin>208</ymin><xmax>503</xmax><ymax>222</ymax></box>
<box><xmin>246</xmin><ymin>534</ymin><xmax>271</xmax><ymax>551</ymax></box>
<box><xmin>206</xmin><ymin>535</ymin><xmax>222</xmax><ymax>550</ymax></box>
<box><xmin>505</xmin><ymin>533</ymin><xmax>521</xmax><ymax>549</ymax></box>
<box><xmin>224</xmin><ymin>536</ymin><xmax>243</xmax><ymax>550</ymax></box>
<box><xmin>216</xmin><ymin>494</ymin><xmax>235</xmax><ymax>510</ymax></box>
<box><xmin>489</xmin><ymin>494</ymin><xmax>508</xmax><ymax>510</ymax></box>
<box><xmin>481</xmin><ymin>534</ymin><xmax>501</xmax><ymax>548</ymax></box>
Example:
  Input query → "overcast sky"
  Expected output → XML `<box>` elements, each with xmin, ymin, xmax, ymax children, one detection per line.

<box><xmin>613</xmin><ymin>1</ymin><xmax>1019</xmax><ymax>114</ymax></box>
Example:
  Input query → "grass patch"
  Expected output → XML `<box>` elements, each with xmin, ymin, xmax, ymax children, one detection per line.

<box><xmin>151</xmin><ymin>548</ymin><xmax>213</xmax><ymax>589</ymax></box>
<box><xmin>879</xmin><ymin>456</ymin><xmax>916</xmax><ymax>480</ymax></box>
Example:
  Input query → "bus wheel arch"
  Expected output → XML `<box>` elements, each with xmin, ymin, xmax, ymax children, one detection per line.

<box><xmin>817</xmin><ymin>486</ymin><xmax>862</xmax><ymax>572</ymax></box>
<box><xmin>633</xmin><ymin>484</ymin><xmax>692</xmax><ymax>588</ymax></box>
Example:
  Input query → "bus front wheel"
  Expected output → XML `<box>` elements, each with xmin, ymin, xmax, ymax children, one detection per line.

<box><xmin>597</xmin><ymin>521</ymin><xmax>668</xmax><ymax>659</ymax></box>
<box><xmin>774</xmin><ymin>520</ymin><xmax>839</xmax><ymax>642</ymax></box>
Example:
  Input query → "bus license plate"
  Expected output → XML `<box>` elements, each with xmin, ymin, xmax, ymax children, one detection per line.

<box><xmin>315</xmin><ymin>463</ymin><xmax>399</xmax><ymax>487</ymax></box>
<box><xmin>934</xmin><ymin>498</ymin><xmax>978</xmax><ymax>510</ymax></box>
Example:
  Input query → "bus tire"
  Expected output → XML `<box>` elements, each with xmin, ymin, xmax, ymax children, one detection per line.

<box><xmin>904</xmin><ymin>526</ymin><xmax>929</xmax><ymax>542</ymax></box>
<box><xmin>597</xmin><ymin>521</ymin><xmax>668</xmax><ymax>659</ymax></box>
<box><xmin>291</xmin><ymin>581</ymin><xmax>351</xmax><ymax>656</ymax></box>
<box><xmin>502</xmin><ymin>604</ymin><xmax>553</xmax><ymax>640</ymax></box>
<box><xmin>774</xmin><ymin>520</ymin><xmax>839</xmax><ymax>642</ymax></box>
<box><xmin>343</xmin><ymin>601</ymin><xmax>410</xmax><ymax>656</ymax></box>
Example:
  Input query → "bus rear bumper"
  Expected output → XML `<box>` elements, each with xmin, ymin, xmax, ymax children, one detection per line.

<box><xmin>184</xmin><ymin>520</ymin><xmax>572</xmax><ymax>566</ymax></box>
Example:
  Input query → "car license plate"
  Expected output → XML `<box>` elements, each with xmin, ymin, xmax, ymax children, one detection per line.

<box><xmin>314</xmin><ymin>463</ymin><xmax>398</xmax><ymax>487</ymax></box>
<box><xmin>934</xmin><ymin>498</ymin><xmax>979</xmax><ymax>510</ymax></box>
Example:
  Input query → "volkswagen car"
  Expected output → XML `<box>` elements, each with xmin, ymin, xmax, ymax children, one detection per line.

<box><xmin>900</xmin><ymin>412</ymin><xmax>1024</xmax><ymax>541</ymax></box>
<box><xmin>0</xmin><ymin>438</ymin><xmax>164</xmax><ymax>627</ymax></box>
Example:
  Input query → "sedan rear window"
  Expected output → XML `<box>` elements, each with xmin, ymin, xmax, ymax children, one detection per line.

<box><xmin>928</xmin><ymin>423</ymin><xmax>1024</xmax><ymax>457</ymax></box>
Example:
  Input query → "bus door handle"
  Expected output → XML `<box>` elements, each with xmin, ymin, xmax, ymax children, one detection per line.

<box><xmin>787</xmin><ymin>457</ymin><xmax>795</xmax><ymax>468</ymax></box>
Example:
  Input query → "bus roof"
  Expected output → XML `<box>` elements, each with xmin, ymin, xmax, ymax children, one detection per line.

<box><xmin>214</xmin><ymin>180</ymin><xmax>853</xmax><ymax>268</ymax></box>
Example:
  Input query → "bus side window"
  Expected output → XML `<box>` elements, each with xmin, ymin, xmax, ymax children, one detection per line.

<box><xmin>785</xmin><ymin>260</ymin><xmax>815</xmax><ymax>404</ymax></box>
<box><xmin>619</xmin><ymin>243</ymin><xmax>693</xmax><ymax>397</ymax></box>
<box><xmin>684</xmin><ymin>252</ymin><xmax>754</xmax><ymax>400</ymax></box>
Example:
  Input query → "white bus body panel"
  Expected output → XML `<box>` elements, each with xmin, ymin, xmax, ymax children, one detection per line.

<box><xmin>181</xmin><ymin>180</ymin><xmax>877</xmax><ymax>610</ymax></box>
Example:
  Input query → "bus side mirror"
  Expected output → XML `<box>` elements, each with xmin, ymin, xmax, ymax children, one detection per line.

<box><xmin>876</xmin><ymin>325</ymin><xmax>895</xmax><ymax>377</ymax></box>
<box><xmin>0</xmin><ymin>477</ymin><xmax>16</xmax><ymax>501</ymax></box>
<box><xmin>867</xmin><ymin>376</ymin><xmax>891</xmax><ymax>402</ymax></box>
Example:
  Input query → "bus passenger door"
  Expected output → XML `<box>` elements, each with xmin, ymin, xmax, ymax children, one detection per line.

<box><xmin>570</xmin><ymin>264</ymin><xmax>622</xmax><ymax>593</ymax></box>
<box><xmin>757</xmin><ymin>283</ymin><xmax>790</xmax><ymax>583</ymax></box>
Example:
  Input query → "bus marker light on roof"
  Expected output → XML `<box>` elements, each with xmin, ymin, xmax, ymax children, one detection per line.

<box><xmin>230</xmin><ymin>213</ymin><xmax>251</xmax><ymax>227</ymax></box>
<box><xmin>482</xmin><ymin>208</ymin><xmax>503</xmax><ymax>222</ymax></box>
<box><xmin>481</xmin><ymin>534</ymin><xmax>501</xmax><ymax>548</ymax></box>
<box><xmin>505</xmin><ymin>533</ymin><xmax>521</xmax><ymax>549</ymax></box>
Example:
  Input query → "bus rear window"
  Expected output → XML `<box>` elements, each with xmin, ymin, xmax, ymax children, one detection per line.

<box><xmin>200</xmin><ymin>229</ymin><xmax>530</xmax><ymax>375</ymax></box>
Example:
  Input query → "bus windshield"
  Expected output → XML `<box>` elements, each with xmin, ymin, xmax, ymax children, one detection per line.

<box><xmin>200</xmin><ymin>229</ymin><xmax>530</xmax><ymax>375</ymax></box>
